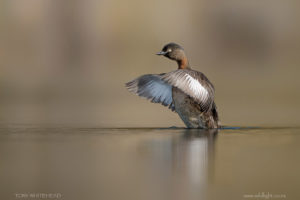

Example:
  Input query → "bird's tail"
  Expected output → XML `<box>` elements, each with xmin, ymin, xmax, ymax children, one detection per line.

<box><xmin>211</xmin><ymin>102</ymin><xmax>219</xmax><ymax>125</ymax></box>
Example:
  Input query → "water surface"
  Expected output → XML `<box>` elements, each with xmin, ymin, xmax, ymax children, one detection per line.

<box><xmin>0</xmin><ymin>126</ymin><xmax>299</xmax><ymax>200</ymax></box>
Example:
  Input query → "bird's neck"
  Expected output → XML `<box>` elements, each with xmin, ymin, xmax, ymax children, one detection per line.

<box><xmin>177</xmin><ymin>57</ymin><xmax>190</xmax><ymax>69</ymax></box>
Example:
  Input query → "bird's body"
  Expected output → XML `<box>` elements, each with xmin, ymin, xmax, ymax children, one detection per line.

<box><xmin>172</xmin><ymin>87</ymin><xmax>218</xmax><ymax>128</ymax></box>
<box><xmin>126</xmin><ymin>43</ymin><xmax>219</xmax><ymax>129</ymax></box>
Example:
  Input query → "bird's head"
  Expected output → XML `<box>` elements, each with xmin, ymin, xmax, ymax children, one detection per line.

<box><xmin>156</xmin><ymin>43</ymin><xmax>189</xmax><ymax>69</ymax></box>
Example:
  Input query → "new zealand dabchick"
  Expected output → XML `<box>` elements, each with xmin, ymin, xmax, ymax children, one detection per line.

<box><xmin>126</xmin><ymin>43</ymin><xmax>219</xmax><ymax>129</ymax></box>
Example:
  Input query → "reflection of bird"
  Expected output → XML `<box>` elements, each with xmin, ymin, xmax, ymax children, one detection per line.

<box><xmin>126</xmin><ymin>43</ymin><xmax>219</xmax><ymax>128</ymax></box>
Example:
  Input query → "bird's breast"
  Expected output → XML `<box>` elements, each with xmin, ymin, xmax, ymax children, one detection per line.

<box><xmin>172</xmin><ymin>87</ymin><xmax>205</xmax><ymax>128</ymax></box>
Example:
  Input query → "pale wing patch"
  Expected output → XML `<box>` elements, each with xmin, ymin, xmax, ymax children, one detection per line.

<box><xmin>126</xmin><ymin>74</ymin><xmax>175</xmax><ymax>111</ymax></box>
<box><xmin>146</xmin><ymin>80</ymin><xmax>173</xmax><ymax>105</ymax></box>
<box><xmin>161</xmin><ymin>69</ymin><xmax>215</xmax><ymax>111</ymax></box>
<box><xmin>184</xmin><ymin>74</ymin><xmax>209</xmax><ymax>102</ymax></box>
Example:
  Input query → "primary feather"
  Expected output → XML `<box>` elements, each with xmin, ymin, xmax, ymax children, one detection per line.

<box><xmin>125</xmin><ymin>74</ymin><xmax>175</xmax><ymax>111</ymax></box>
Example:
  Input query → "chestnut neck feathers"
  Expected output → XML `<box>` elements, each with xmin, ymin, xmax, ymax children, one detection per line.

<box><xmin>177</xmin><ymin>56</ymin><xmax>189</xmax><ymax>69</ymax></box>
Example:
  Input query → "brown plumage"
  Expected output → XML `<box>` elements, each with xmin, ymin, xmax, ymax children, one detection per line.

<box><xmin>125</xmin><ymin>43</ymin><xmax>219</xmax><ymax>128</ymax></box>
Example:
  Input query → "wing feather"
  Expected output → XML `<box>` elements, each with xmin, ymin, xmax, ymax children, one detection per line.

<box><xmin>161</xmin><ymin>69</ymin><xmax>215</xmax><ymax>111</ymax></box>
<box><xmin>125</xmin><ymin>74</ymin><xmax>175</xmax><ymax>111</ymax></box>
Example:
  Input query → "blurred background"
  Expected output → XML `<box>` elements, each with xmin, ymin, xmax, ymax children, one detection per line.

<box><xmin>0</xmin><ymin>0</ymin><xmax>300</xmax><ymax>127</ymax></box>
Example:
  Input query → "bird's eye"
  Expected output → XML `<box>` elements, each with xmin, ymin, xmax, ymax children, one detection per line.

<box><xmin>167</xmin><ymin>48</ymin><xmax>172</xmax><ymax>52</ymax></box>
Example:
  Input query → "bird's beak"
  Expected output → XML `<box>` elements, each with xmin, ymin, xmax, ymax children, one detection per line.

<box><xmin>156</xmin><ymin>51</ymin><xmax>166</xmax><ymax>56</ymax></box>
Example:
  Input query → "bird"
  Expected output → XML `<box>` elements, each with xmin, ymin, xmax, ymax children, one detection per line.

<box><xmin>125</xmin><ymin>43</ymin><xmax>219</xmax><ymax>129</ymax></box>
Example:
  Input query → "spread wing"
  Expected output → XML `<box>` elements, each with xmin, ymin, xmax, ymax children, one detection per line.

<box><xmin>125</xmin><ymin>74</ymin><xmax>175</xmax><ymax>111</ymax></box>
<box><xmin>161</xmin><ymin>69</ymin><xmax>215</xmax><ymax>111</ymax></box>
